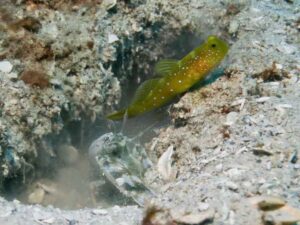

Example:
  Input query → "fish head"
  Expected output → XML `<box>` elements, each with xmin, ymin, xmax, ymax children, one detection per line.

<box><xmin>201</xmin><ymin>35</ymin><xmax>229</xmax><ymax>65</ymax></box>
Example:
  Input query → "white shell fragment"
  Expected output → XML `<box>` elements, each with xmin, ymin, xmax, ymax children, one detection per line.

<box><xmin>231</xmin><ymin>98</ymin><xmax>245</xmax><ymax>111</ymax></box>
<box><xmin>0</xmin><ymin>61</ymin><xmax>13</xmax><ymax>73</ymax></box>
<box><xmin>157</xmin><ymin>146</ymin><xmax>175</xmax><ymax>182</ymax></box>
<box><xmin>101</xmin><ymin>0</ymin><xmax>117</xmax><ymax>10</ymax></box>
<box><xmin>275</xmin><ymin>104</ymin><xmax>292</xmax><ymax>109</ymax></box>
<box><xmin>108</xmin><ymin>34</ymin><xmax>119</xmax><ymax>44</ymax></box>
<box><xmin>255</xmin><ymin>96</ymin><xmax>270</xmax><ymax>103</ymax></box>
<box><xmin>92</xmin><ymin>209</ymin><xmax>108</xmax><ymax>215</ymax></box>
<box><xmin>37</xmin><ymin>218</ymin><xmax>55</xmax><ymax>224</ymax></box>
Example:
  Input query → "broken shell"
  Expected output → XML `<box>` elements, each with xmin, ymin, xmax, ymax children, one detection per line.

<box><xmin>28</xmin><ymin>187</ymin><xmax>45</xmax><ymax>204</ymax></box>
<box><xmin>157</xmin><ymin>146</ymin><xmax>176</xmax><ymax>182</ymax></box>
<box><xmin>171</xmin><ymin>209</ymin><xmax>215</xmax><ymax>224</ymax></box>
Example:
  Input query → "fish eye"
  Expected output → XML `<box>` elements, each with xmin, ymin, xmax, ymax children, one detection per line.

<box><xmin>211</xmin><ymin>43</ymin><xmax>216</xmax><ymax>48</ymax></box>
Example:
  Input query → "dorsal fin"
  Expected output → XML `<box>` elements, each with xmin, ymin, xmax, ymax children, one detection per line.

<box><xmin>131</xmin><ymin>78</ymin><xmax>160</xmax><ymax>104</ymax></box>
<box><xmin>154</xmin><ymin>59</ymin><xmax>179</xmax><ymax>76</ymax></box>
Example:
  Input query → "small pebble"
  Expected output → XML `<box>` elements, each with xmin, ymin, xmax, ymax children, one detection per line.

<box><xmin>108</xmin><ymin>34</ymin><xmax>119</xmax><ymax>44</ymax></box>
<box><xmin>289</xmin><ymin>150</ymin><xmax>298</xmax><ymax>164</ymax></box>
<box><xmin>224</xmin><ymin>112</ymin><xmax>239</xmax><ymax>126</ymax></box>
<box><xmin>198</xmin><ymin>202</ymin><xmax>210</xmax><ymax>211</ymax></box>
<box><xmin>226</xmin><ymin>181</ymin><xmax>239</xmax><ymax>192</ymax></box>
<box><xmin>229</xmin><ymin>20</ymin><xmax>239</xmax><ymax>34</ymax></box>
<box><xmin>215</xmin><ymin>164</ymin><xmax>223</xmax><ymax>172</ymax></box>
<box><xmin>226</xmin><ymin>168</ymin><xmax>243</xmax><ymax>178</ymax></box>
<box><xmin>0</xmin><ymin>61</ymin><xmax>13</xmax><ymax>73</ymax></box>
<box><xmin>7</xmin><ymin>72</ymin><xmax>18</xmax><ymax>79</ymax></box>
<box><xmin>294</xmin><ymin>164</ymin><xmax>300</xmax><ymax>169</ymax></box>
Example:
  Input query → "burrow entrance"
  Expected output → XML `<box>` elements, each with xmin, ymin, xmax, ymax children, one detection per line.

<box><xmin>1</xmin><ymin>28</ymin><xmax>205</xmax><ymax>209</ymax></box>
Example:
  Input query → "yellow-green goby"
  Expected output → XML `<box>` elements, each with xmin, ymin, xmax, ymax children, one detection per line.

<box><xmin>107</xmin><ymin>35</ymin><xmax>229</xmax><ymax>120</ymax></box>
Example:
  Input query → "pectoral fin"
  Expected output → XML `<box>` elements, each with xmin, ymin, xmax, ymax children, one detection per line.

<box><xmin>154</xmin><ymin>59</ymin><xmax>179</xmax><ymax>76</ymax></box>
<box><xmin>107</xmin><ymin>78</ymin><xmax>161</xmax><ymax>120</ymax></box>
<box><xmin>131</xmin><ymin>78</ymin><xmax>161</xmax><ymax>104</ymax></box>
<box><xmin>106</xmin><ymin>109</ymin><xmax>126</xmax><ymax>120</ymax></box>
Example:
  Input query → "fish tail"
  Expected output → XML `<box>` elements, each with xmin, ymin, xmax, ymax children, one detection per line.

<box><xmin>106</xmin><ymin>109</ymin><xmax>127</xmax><ymax>120</ymax></box>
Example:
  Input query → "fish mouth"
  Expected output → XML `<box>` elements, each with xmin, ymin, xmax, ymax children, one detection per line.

<box><xmin>218</xmin><ymin>38</ymin><xmax>230</xmax><ymax>54</ymax></box>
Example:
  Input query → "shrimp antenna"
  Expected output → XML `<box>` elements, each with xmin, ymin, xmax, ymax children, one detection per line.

<box><xmin>131</xmin><ymin>120</ymin><xmax>159</xmax><ymax>141</ymax></box>
<box><xmin>107</xmin><ymin>119</ymin><xmax>117</xmax><ymax>133</ymax></box>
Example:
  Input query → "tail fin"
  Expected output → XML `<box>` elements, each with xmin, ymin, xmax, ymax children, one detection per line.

<box><xmin>106</xmin><ymin>109</ymin><xmax>126</xmax><ymax>120</ymax></box>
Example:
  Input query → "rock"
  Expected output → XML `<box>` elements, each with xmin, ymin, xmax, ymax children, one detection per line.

<box><xmin>0</xmin><ymin>61</ymin><xmax>13</xmax><ymax>73</ymax></box>
<box><xmin>28</xmin><ymin>187</ymin><xmax>45</xmax><ymax>204</ymax></box>
<box><xmin>263</xmin><ymin>209</ymin><xmax>299</xmax><ymax>225</ymax></box>
<box><xmin>57</xmin><ymin>145</ymin><xmax>79</xmax><ymax>165</ymax></box>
